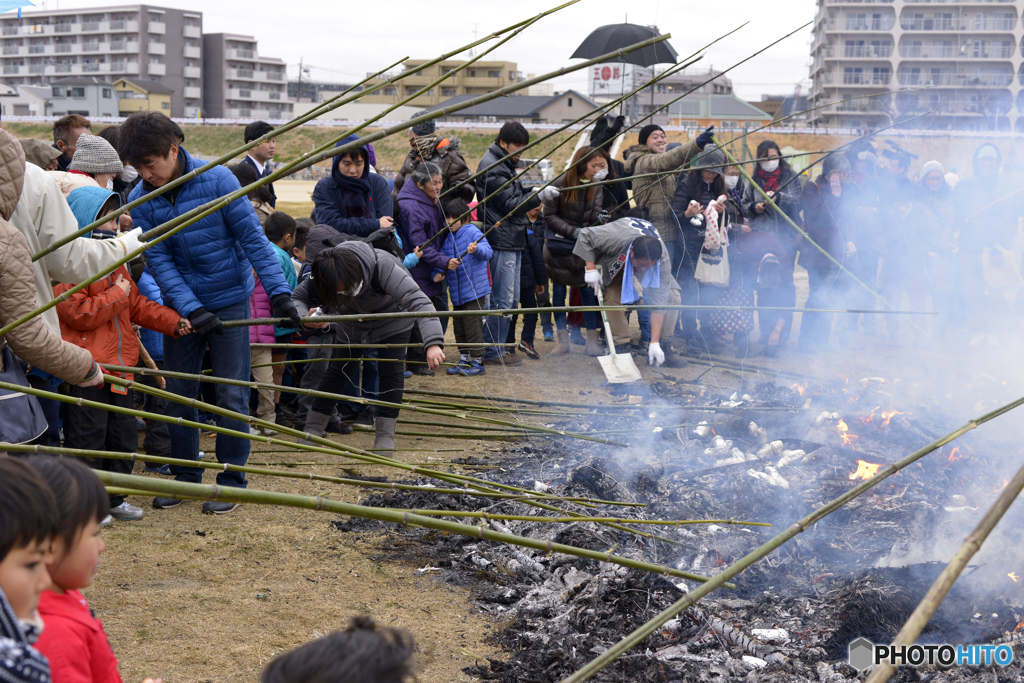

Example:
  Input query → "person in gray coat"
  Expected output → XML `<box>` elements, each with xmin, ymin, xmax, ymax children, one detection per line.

<box><xmin>293</xmin><ymin>241</ymin><xmax>445</xmax><ymax>455</ymax></box>
<box><xmin>573</xmin><ymin>217</ymin><xmax>687</xmax><ymax>368</ymax></box>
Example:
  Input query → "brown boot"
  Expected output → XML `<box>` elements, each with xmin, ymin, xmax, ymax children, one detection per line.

<box><xmin>550</xmin><ymin>329</ymin><xmax>571</xmax><ymax>356</ymax></box>
<box><xmin>585</xmin><ymin>329</ymin><xmax>604</xmax><ymax>357</ymax></box>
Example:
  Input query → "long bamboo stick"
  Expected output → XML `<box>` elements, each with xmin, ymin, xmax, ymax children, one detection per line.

<box><xmin>93</xmin><ymin>470</ymin><xmax>725</xmax><ymax>585</ymax></box>
<box><xmin>560</xmin><ymin>393</ymin><xmax>1024</xmax><ymax>683</ymax></box>
<box><xmin>248</xmin><ymin>343</ymin><xmax>516</xmax><ymax>349</ymax></box>
<box><xmin>864</xmin><ymin>460</ymin><xmax>1024</xmax><ymax>683</ymax></box>
<box><xmin>359</xmin><ymin>510</ymin><xmax>770</xmax><ymax>527</ymax></box>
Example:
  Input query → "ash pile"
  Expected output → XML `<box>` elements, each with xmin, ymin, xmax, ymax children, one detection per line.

<box><xmin>339</xmin><ymin>378</ymin><xmax>1024</xmax><ymax>682</ymax></box>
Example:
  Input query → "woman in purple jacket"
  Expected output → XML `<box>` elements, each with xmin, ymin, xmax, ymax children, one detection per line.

<box><xmin>396</xmin><ymin>162</ymin><xmax>456</xmax><ymax>375</ymax></box>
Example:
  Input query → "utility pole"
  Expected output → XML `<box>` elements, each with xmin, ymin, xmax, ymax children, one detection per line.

<box><xmin>296</xmin><ymin>58</ymin><xmax>303</xmax><ymax>101</ymax></box>
<box><xmin>469</xmin><ymin>23</ymin><xmax>480</xmax><ymax>57</ymax></box>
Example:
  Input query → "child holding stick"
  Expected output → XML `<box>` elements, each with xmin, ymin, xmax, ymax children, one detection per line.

<box><xmin>438</xmin><ymin>198</ymin><xmax>492</xmax><ymax>376</ymax></box>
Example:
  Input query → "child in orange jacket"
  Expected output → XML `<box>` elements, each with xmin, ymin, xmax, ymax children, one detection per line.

<box><xmin>54</xmin><ymin>186</ymin><xmax>191</xmax><ymax>524</ymax></box>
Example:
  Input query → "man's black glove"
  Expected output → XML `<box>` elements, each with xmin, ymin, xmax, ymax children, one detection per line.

<box><xmin>571</xmin><ymin>226</ymin><xmax>583</xmax><ymax>240</ymax></box>
<box><xmin>695</xmin><ymin>125</ymin><xmax>715</xmax><ymax>150</ymax></box>
<box><xmin>611</xmin><ymin>115</ymin><xmax>625</xmax><ymax>132</ymax></box>
<box><xmin>596</xmin><ymin>210</ymin><xmax>611</xmax><ymax>225</ymax></box>
<box><xmin>271</xmin><ymin>294</ymin><xmax>301</xmax><ymax>324</ymax></box>
<box><xmin>188</xmin><ymin>308</ymin><xmax>224</xmax><ymax>336</ymax></box>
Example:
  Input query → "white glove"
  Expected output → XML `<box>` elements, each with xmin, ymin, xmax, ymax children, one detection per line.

<box><xmin>648</xmin><ymin>342</ymin><xmax>665</xmax><ymax>367</ymax></box>
<box><xmin>77</xmin><ymin>362</ymin><xmax>105</xmax><ymax>388</ymax></box>
<box><xmin>539</xmin><ymin>186</ymin><xmax>560</xmax><ymax>201</ymax></box>
<box><xmin>116</xmin><ymin>227</ymin><xmax>145</xmax><ymax>256</ymax></box>
<box><xmin>584</xmin><ymin>269</ymin><xmax>601</xmax><ymax>287</ymax></box>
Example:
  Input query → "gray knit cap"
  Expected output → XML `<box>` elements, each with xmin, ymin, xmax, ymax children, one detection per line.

<box><xmin>410</xmin><ymin>111</ymin><xmax>435</xmax><ymax>137</ymax></box>
<box><xmin>695</xmin><ymin>147</ymin><xmax>725</xmax><ymax>174</ymax></box>
<box><xmin>68</xmin><ymin>134</ymin><xmax>123</xmax><ymax>175</ymax></box>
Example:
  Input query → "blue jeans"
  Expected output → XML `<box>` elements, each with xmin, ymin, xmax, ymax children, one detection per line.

<box><xmin>163</xmin><ymin>299</ymin><xmax>251</xmax><ymax>488</ymax></box>
<box><xmin>483</xmin><ymin>249</ymin><xmax>521</xmax><ymax>360</ymax></box>
<box><xmin>551</xmin><ymin>283</ymin><xmax>598</xmax><ymax>330</ymax></box>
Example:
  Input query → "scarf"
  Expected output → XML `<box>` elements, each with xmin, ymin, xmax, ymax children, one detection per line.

<box><xmin>756</xmin><ymin>165</ymin><xmax>782</xmax><ymax>193</ymax></box>
<box><xmin>412</xmin><ymin>135</ymin><xmax>439</xmax><ymax>162</ymax></box>
<box><xmin>331</xmin><ymin>164</ymin><xmax>372</xmax><ymax>219</ymax></box>
<box><xmin>620</xmin><ymin>244</ymin><xmax>661</xmax><ymax>305</ymax></box>
<box><xmin>0</xmin><ymin>588</ymin><xmax>51</xmax><ymax>683</ymax></box>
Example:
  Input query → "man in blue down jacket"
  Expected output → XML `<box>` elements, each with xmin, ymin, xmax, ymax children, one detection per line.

<box><xmin>119</xmin><ymin>111</ymin><xmax>299</xmax><ymax>515</ymax></box>
<box><xmin>474</xmin><ymin>122</ymin><xmax>541</xmax><ymax>366</ymax></box>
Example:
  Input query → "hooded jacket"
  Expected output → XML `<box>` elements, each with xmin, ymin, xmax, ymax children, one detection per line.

<box><xmin>35</xmin><ymin>589</ymin><xmax>122</xmax><ymax>683</ymax></box>
<box><xmin>573</xmin><ymin>217</ymin><xmax>679</xmax><ymax>307</ymax></box>
<box><xmin>440</xmin><ymin>222</ymin><xmax>492</xmax><ymax>306</ymax></box>
<box><xmin>622</xmin><ymin>139</ymin><xmax>700</xmax><ymax>241</ymax></box>
<box><xmin>45</xmin><ymin>171</ymin><xmax>101</xmax><ymax>199</ymax></box>
<box><xmin>55</xmin><ymin>186</ymin><xmax>182</xmax><ymax>381</ymax></box>
<box><xmin>291</xmin><ymin>241</ymin><xmax>444</xmax><ymax>348</ymax></box>
<box><xmin>396</xmin><ymin>178</ymin><xmax>450</xmax><ymax>298</ymax></box>
<box><xmin>128</xmin><ymin>146</ymin><xmax>290</xmax><ymax>318</ymax></box>
<box><xmin>473</xmin><ymin>143</ymin><xmax>541</xmax><ymax>251</ymax></box>
<box><xmin>0</xmin><ymin>131</ymin><xmax>93</xmax><ymax>384</ymax></box>
<box><xmin>312</xmin><ymin>136</ymin><xmax>392</xmax><ymax>238</ymax></box>
<box><xmin>800</xmin><ymin>174</ymin><xmax>848</xmax><ymax>269</ymax></box>
<box><xmin>521</xmin><ymin>225</ymin><xmax>547</xmax><ymax>290</ymax></box>
<box><xmin>954</xmin><ymin>143</ymin><xmax>1014</xmax><ymax>255</ymax></box>
<box><xmin>248</xmin><ymin>274</ymin><xmax>275</xmax><ymax>345</ymax></box>
<box><xmin>543</xmin><ymin>175</ymin><xmax>617</xmax><ymax>287</ymax></box>
<box><xmin>0</xmin><ymin>585</ymin><xmax>51</xmax><ymax>683</ymax></box>
<box><xmin>740</xmin><ymin>163</ymin><xmax>802</xmax><ymax>240</ymax></box>
<box><xmin>393</xmin><ymin>137</ymin><xmax>473</xmax><ymax>202</ymax></box>
<box><xmin>19</xmin><ymin>138</ymin><xmax>62</xmax><ymax>171</ymax></box>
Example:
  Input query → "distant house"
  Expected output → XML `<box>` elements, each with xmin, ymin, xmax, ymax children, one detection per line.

<box><xmin>0</xmin><ymin>84</ymin><xmax>51</xmax><ymax>117</ymax></box>
<box><xmin>113</xmin><ymin>78</ymin><xmax>173</xmax><ymax>115</ymax></box>
<box><xmin>49</xmin><ymin>77</ymin><xmax>118</xmax><ymax>118</ymax></box>
<box><xmin>664</xmin><ymin>94</ymin><xmax>773</xmax><ymax>129</ymax></box>
<box><xmin>420</xmin><ymin>90</ymin><xmax>597</xmax><ymax>124</ymax></box>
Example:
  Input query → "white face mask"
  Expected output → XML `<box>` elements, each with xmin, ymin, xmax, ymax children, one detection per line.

<box><xmin>760</xmin><ymin>159</ymin><xmax>779</xmax><ymax>173</ymax></box>
<box><xmin>339</xmin><ymin>280</ymin><xmax>363</xmax><ymax>297</ymax></box>
<box><xmin>121</xmin><ymin>165</ymin><xmax>138</xmax><ymax>183</ymax></box>
<box><xmin>723</xmin><ymin>175</ymin><xmax>739</xmax><ymax>190</ymax></box>
<box><xmin>593</xmin><ymin>168</ymin><xmax>609</xmax><ymax>182</ymax></box>
<box><xmin>106</xmin><ymin>178</ymin><xmax>114</xmax><ymax>190</ymax></box>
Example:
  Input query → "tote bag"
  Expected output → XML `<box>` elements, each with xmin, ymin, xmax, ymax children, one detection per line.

<box><xmin>695</xmin><ymin>244</ymin><xmax>730</xmax><ymax>287</ymax></box>
<box><xmin>0</xmin><ymin>346</ymin><xmax>49</xmax><ymax>445</ymax></box>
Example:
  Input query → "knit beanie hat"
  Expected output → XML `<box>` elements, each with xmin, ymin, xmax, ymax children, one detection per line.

<box><xmin>69</xmin><ymin>134</ymin><xmax>123</xmax><ymax>176</ymax></box>
<box><xmin>638</xmin><ymin>124</ymin><xmax>664</xmax><ymax>146</ymax></box>
<box><xmin>696</xmin><ymin>147</ymin><xmax>726</xmax><ymax>174</ymax></box>
<box><xmin>410</xmin><ymin>111</ymin><xmax>435</xmax><ymax>137</ymax></box>
<box><xmin>920</xmin><ymin>160</ymin><xmax>944</xmax><ymax>178</ymax></box>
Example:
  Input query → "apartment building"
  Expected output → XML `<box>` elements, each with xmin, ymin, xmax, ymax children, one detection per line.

<box><xmin>358</xmin><ymin>59</ymin><xmax>523</xmax><ymax>107</ymax></box>
<box><xmin>202</xmin><ymin>33</ymin><xmax>291</xmax><ymax>120</ymax></box>
<box><xmin>0</xmin><ymin>4</ymin><xmax>202</xmax><ymax>117</ymax></box>
<box><xmin>808</xmin><ymin>0</ymin><xmax>1024</xmax><ymax>131</ymax></box>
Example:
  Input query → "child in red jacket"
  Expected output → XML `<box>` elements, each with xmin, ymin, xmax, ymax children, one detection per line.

<box><xmin>54</xmin><ymin>187</ymin><xmax>191</xmax><ymax>524</ymax></box>
<box><xmin>25</xmin><ymin>457</ymin><xmax>155</xmax><ymax>683</ymax></box>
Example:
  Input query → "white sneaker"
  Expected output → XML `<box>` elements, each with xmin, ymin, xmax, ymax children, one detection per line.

<box><xmin>109</xmin><ymin>501</ymin><xmax>144</xmax><ymax>521</ymax></box>
<box><xmin>100</xmin><ymin>515</ymin><xmax>113</xmax><ymax>527</ymax></box>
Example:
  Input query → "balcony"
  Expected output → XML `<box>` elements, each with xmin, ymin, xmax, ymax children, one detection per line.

<box><xmin>2</xmin><ymin>65</ymin><xmax>19</xmax><ymax>74</ymax></box>
<box><xmin>226</xmin><ymin>48</ymin><xmax>255</xmax><ymax>61</ymax></box>
<box><xmin>184</xmin><ymin>86</ymin><xmax>201</xmax><ymax>99</ymax></box>
<box><xmin>54</xmin><ymin>63</ymin><xmax>72</xmax><ymax>73</ymax></box>
<box><xmin>183</xmin><ymin>45</ymin><xmax>200</xmax><ymax>59</ymax></box>
<box><xmin>54</xmin><ymin>23</ymin><xmax>72</xmax><ymax>33</ymax></box>
<box><xmin>148</xmin><ymin>21</ymin><xmax>166</xmax><ymax>34</ymax></box>
<box><xmin>27</xmin><ymin>45</ymin><xmax>43</xmax><ymax>54</ymax></box>
<box><xmin>82</xmin><ymin>41</ymin><xmax>100</xmax><ymax>52</ymax></box>
<box><xmin>900</xmin><ymin>19</ymin><xmax>955</xmax><ymax>30</ymax></box>
<box><xmin>225</xmin><ymin>107</ymin><xmax>272</xmax><ymax>119</ymax></box>
<box><xmin>184</xmin><ymin>66</ymin><xmax>201</xmax><ymax>78</ymax></box>
<box><xmin>110</xmin><ymin>62</ymin><xmax>140</xmax><ymax>74</ymax></box>
<box><xmin>82</xmin><ymin>63</ymin><xmax>100</xmax><ymax>73</ymax></box>
<box><xmin>838</xmin><ymin>18</ymin><xmax>895</xmax><ymax>31</ymax></box>
<box><xmin>183</xmin><ymin>25</ymin><xmax>201</xmax><ymax>39</ymax></box>
<box><xmin>109</xmin><ymin>41</ymin><xmax>126</xmax><ymax>52</ymax></box>
<box><xmin>842</xmin><ymin>72</ymin><xmax>891</xmax><ymax>85</ymax></box>
<box><xmin>899</xmin><ymin>46</ymin><xmax>956</xmax><ymax>58</ymax></box>
<box><xmin>81</xmin><ymin>21</ymin><xmax>100</xmax><ymax>32</ymax></box>
<box><xmin>109</xmin><ymin>20</ymin><xmax>138</xmax><ymax>33</ymax></box>
<box><xmin>2</xmin><ymin>46</ymin><xmax>18</xmax><ymax>55</ymax></box>
<box><xmin>148</xmin><ymin>42</ymin><xmax>166</xmax><ymax>55</ymax></box>
<box><xmin>55</xmin><ymin>43</ymin><xmax>73</xmax><ymax>53</ymax></box>
<box><xmin>1</xmin><ymin>27</ymin><xmax>17</xmax><ymax>36</ymax></box>
<box><xmin>228</xmin><ymin>68</ymin><xmax>255</xmax><ymax>80</ymax></box>
<box><xmin>148</xmin><ymin>62</ymin><xmax>165</xmax><ymax>76</ymax></box>
<box><xmin>840</xmin><ymin>45</ymin><xmax>893</xmax><ymax>58</ymax></box>
<box><xmin>28</xmin><ymin>64</ymin><xmax>44</xmax><ymax>74</ymax></box>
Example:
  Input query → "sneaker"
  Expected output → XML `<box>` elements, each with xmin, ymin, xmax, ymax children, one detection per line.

<box><xmin>483</xmin><ymin>353</ymin><xmax>522</xmax><ymax>367</ymax></box>
<box><xmin>197</xmin><ymin>450</ymin><xmax>206</xmax><ymax>460</ymax></box>
<box><xmin>110</xmin><ymin>501</ymin><xmax>145</xmax><ymax>521</ymax></box>
<box><xmin>410</xmin><ymin>365</ymin><xmax>435</xmax><ymax>376</ymax></box>
<box><xmin>403</xmin><ymin>370</ymin><xmax>413</xmax><ymax>378</ymax></box>
<box><xmin>144</xmin><ymin>463</ymin><xmax>173</xmax><ymax>476</ymax></box>
<box><xmin>635</xmin><ymin>341</ymin><xmax>650</xmax><ymax>357</ymax></box>
<box><xmin>614</xmin><ymin>343</ymin><xmax>632</xmax><ymax>354</ymax></box>
<box><xmin>136</xmin><ymin>417</ymin><xmax>146</xmax><ymax>431</ymax></box>
<box><xmin>275</xmin><ymin>403</ymin><xmax>297</xmax><ymax>427</ymax></box>
<box><xmin>569</xmin><ymin>327</ymin><xmax>586</xmax><ymax>345</ymax></box>
<box><xmin>353</xmin><ymin>407</ymin><xmax>375</xmax><ymax>426</ymax></box>
<box><xmin>326</xmin><ymin>417</ymin><xmax>354</xmax><ymax>435</ymax></box>
<box><xmin>446</xmin><ymin>363</ymin><xmax>469</xmax><ymax>375</ymax></box>
<box><xmin>100</xmin><ymin>515</ymin><xmax>113</xmax><ymax>527</ymax></box>
<box><xmin>458</xmin><ymin>360</ymin><xmax>486</xmax><ymax>376</ymax></box>
<box><xmin>518</xmin><ymin>341</ymin><xmax>540</xmax><ymax>359</ymax></box>
<box><xmin>153</xmin><ymin>496</ymin><xmax>183</xmax><ymax>510</ymax></box>
<box><xmin>202</xmin><ymin>501</ymin><xmax>240</xmax><ymax>515</ymax></box>
<box><xmin>543</xmin><ymin>330</ymin><xmax>555</xmax><ymax>342</ymax></box>
<box><xmin>257</xmin><ymin>426</ymin><xmax>277</xmax><ymax>437</ymax></box>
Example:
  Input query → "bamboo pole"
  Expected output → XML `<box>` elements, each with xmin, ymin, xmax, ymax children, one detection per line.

<box><xmin>359</xmin><ymin>510</ymin><xmax>770</xmax><ymax>527</ymax></box>
<box><xmin>94</xmin><ymin>470</ymin><xmax>725</xmax><ymax>585</ymax></box>
<box><xmin>864</xmin><ymin>459</ymin><xmax>1024</xmax><ymax>683</ymax></box>
<box><xmin>402</xmin><ymin>388</ymin><xmax>645</xmax><ymax>410</ymax></box>
<box><xmin>560</xmin><ymin>393</ymin><xmax>1024</xmax><ymax>683</ymax></box>
<box><xmin>248</xmin><ymin>343</ymin><xmax>516</xmax><ymax>349</ymax></box>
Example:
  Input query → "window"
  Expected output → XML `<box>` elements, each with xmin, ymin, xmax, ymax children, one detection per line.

<box><xmin>487</xmin><ymin>70</ymin><xmax>500</xmax><ymax>78</ymax></box>
<box><xmin>469</xmin><ymin>69</ymin><xmax>475</xmax><ymax>77</ymax></box>
<box><xmin>161</xmin><ymin>101</ymin><xmax>169</xmax><ymax>109</ymax></box>
<box><xmin>384</xmin><ymin>87</ymin><xmax>397</xmax><ymax>96</ymax></box>
<box><xmin>102</xmin><ymin>88</ymin><xmax>111</xmax><ymax>98</ymax></box>
<box><xmin>720</xmin><ymin>120</ymin><xmax>739</xmax><ymax>127</ymax></box>
<box><xmin>442</xmin><ymin>87</ymin><xmax>456</xmax><ymax>97</ymax></box>
<box><xmin>52</xmin><ymin>86</ymin><xmax>64</xmax><ymax>97</ymax></box>
<box><xmin>567</xmin><ymin>97</ymin><xmax>573</xmax><ymax>106</ymax></box>
<box><xmin>71</xmin><ymin>87</ymin><xmax>85</xmax><ymax>98</ymax></box>
<box><xmin>509</xmin><ymin>70</ymin><xmax>515</xmax><ymax>80</ymax></box>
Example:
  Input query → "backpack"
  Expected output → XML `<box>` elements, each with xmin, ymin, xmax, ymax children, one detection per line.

<box><xmin>323</xmin><ymin>226</ymin><xmax>405</xmax><ymax>263</ymax></box>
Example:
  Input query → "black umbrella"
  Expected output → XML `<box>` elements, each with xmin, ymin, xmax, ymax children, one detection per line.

<box><xmin>571</xmin><ymin>23</ymin><xmax>677</xmax><ymax>67</ymax></box>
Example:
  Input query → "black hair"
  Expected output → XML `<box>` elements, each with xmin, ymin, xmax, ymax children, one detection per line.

<box><xmin>755</xmin><ymin>139</ymin><xmax>792</xmax><ymax>175</ymax></box>
<box><xmin>23</xmin><ymin>457</ymin><xmax>108</xmax><ymax>551</ymax></box>
<box><xmin>336</xmin><ymin>148</ymin><xmax>369</xmax><ymax>167</ymax></box>
<box><xmin>118</xmin><ymin>111</ymin><xmax>179</xmax><ymax>167</ymax></box>
<box><xmin>96</xmin><ymin>125</ymin><xmax>119</xmax><ymax>154</ymax></box>
<box><xmin>442</xmin><ymin>198</ymin><xmax>470</xmax><ymax>220</ymax></box>
<box><xmin>265</xmin><ymin>211</ymin><xmax>297</xmax><ymax>244</ymax></box>
<box><xmin>245</xmin><ymin>121</ymin><xmax>276</xmax><ymax>144</ymax></box>
<box><xmin>293</xmin><ymin>225</ymin><xmax>309</xmax><ymax>252</ymax></box>
<box><xmin>232</xmin><ymin>161</ymin><xmax>275</xmax><ymax>206</ymax></box>
<box><xmin>53</xmin><ymin>114</ymin><xmax>91</xmax><ymax>145</ymax></box>
<box><xmin>496</xmin><ymin>121</ymin><xmax>529</xmax><ymax>147</ymax></box>
<box><xmin>98</xmin><ymin>195</ymin><xmax>121</xmax><ymax>220</ymax></box>
<box><xmin>312</xmin><ymin>246</ymin><xmax>365</xmax><ymax>310</ymax></box>
<box><xmin>260</xmin><ymin>616</ymin><xmax>415</xmax><ymax>683</ymax></box>
<box><xmin>0</xmin><ymin>458</ymin><xmax>57</xmax><ymax>561</ymax></box>
<box><xmin>631</xmin><ymin>235</ymin><xmax>663</xmax><ymax>262</ymax></box>
<box><xmin>684</xmin><ymin>165</ymin><xmax>724</xmax><ymax>199</ymax></box>
<box><xmin>295</xmin><ymin>217</ymin><xmax>315</xmax><ymax>229</ymax></box>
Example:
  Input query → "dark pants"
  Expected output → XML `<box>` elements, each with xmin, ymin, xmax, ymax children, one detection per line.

<box><xmin>454</xmin><ymin>296</ymin><xmax>487</xmax><ymax>358</ymax></box>
<box><xmin>552</xmin><ymin>283</ymin><xmax>597</xmax><ymax>330</ymax></box>
<box><xmin>537</xmin><ymin>286</ymin><xmax>553</xmax><ymax>335</ymax></box>
<box><xmin>65</xmin><ymin>385</ymin><xmax>137</xmax><ymax>506</ymax></box>
<box><xmin>27</xmin><ymin>376</ymin><xmax>60</xmax><ymax>448</ymax></box>
<box><xmin>338</xmin><ymin>350</ymin><xmax>379</xmax><ymax>418</ymax></box>
<box><xmin>312</xmin><ymin>332</ymin><xmax>407</xmax><ymax>419</ymax></box>
<box><xmin>140</xmin><ymin>361</ymin><xmax>171</xmax><ymax>458</ymax></box>
<box><xmin>675</xmin><ymin>254</ymin><xmax>699</xmax><ymax>337</ymax></box>
<box><xmin>509</xmin><ymin>286</ymin><xmax>538</xmax><ymax>344</ymax></box>
<box><xmin>408</xmin><ymin>294</ymin><xmax>448</xmax><ymax>366</ymax></box>
<box><xmin>298</xmin><ymin>330</ymin><xmax>338</xmax><ymax>422</ymax></box>
<box><xmin>163</xmin><ymin>299</ymin><xmax>250</xmax><ymax>488</ymax></box>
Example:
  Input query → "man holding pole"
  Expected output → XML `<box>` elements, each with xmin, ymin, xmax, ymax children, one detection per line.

<box><xmin>118</xmin><ymin>111</ymin><xmax>300</xmax><ymax>515</ymax></box>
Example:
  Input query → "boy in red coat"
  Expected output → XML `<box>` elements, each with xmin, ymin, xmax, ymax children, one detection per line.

<box><xmin>55</xmin><ymin>186</ymin><xmax>190</xmax><ymax>523</ymax></box>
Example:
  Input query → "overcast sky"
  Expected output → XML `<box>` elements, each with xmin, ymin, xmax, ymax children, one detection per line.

<box><xmin>47</xmin><ymin>0</ymin><xmax>817</xmax><ymax>102</ymax></box>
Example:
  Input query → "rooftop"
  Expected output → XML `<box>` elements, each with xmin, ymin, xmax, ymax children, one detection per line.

<box><xmin>421</xmin><ymin>90</ymin><xmax>596</xmax><ymax>118</ymax></box>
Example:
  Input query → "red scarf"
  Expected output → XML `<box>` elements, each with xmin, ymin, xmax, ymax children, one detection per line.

<box><xmin>756</xmin><ymin>166</ymin><xmax>782</xmax><ymax>193</ymax></box>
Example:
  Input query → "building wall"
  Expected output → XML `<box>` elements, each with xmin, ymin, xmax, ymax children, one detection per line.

<box><xmin>808</xmin><ymin>0</ymin><xmax>1024</xmax><ymax>130</ymax></box>
<box><xmin>536</xmin><ymin>94</ymin><xmax>596</xmax><ymax>123</ymax></box>
<box><xmin>201</xmin><ymin>32</ymin><xmax>225</xmax><ymax>117</ymax></box>
<box><xmin>50</xmin><ymin>83</ymin><xmax>117</xmax><ymax>117</ymax></box>
<box><xmin>202</xmin><ymin>32</ymin><xmax>291</xmax><ymax>120</ymax></box>
<box><xmin>360</xmin><ymin>59</ymin><xmax>521</xmax><ymax>107</ymax></box>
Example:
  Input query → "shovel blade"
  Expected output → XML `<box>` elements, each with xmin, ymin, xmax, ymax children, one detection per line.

<box><xmin>597</xmin><ymin>352</ymin><xmax>643</xmax><ymax>384</ymax></box>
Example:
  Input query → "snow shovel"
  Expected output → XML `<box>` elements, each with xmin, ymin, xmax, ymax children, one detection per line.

<box><xmin>592</xmin><ymin>268</ymin><xmax>642</xmax><ymax>384</ymax></box>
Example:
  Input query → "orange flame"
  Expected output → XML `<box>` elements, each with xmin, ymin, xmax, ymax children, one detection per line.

<box><xmin>880</xmin><ymin>410</ymin><xmax>908</xmax><ymax>427</ymax></box>
<box><xmin>1015</xmin><ymin>621</ymin><xmax>1024</xmax><ymax>633</ymax></box>
<box><xmin>1010</xmin><ymin>572</ymin><xmax>1020</xmax><ymax>583</ymax></box>
<box><xmin>849</xmin><ymin>459</ymin><xmax>881</xmax><ymax>481</ymax></box>
<box><xmin>836</xmin><ymin>419</ymin><xmax>860</xmax><ymax>447</ymax></box>
<box><xmin>947</xmin><ymin>447</ymin><xmax>961</xmax><ymax>465</ymax></box>
<box><xmin>790</xmin><ymin>382</ymin><xmax>808</xmax><ymax>396</ymax></box>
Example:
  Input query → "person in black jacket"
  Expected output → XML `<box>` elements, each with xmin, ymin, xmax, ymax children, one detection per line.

<box><xmin>474</xmin><ymin>122</ymin><xmax>541</xmax><ymax>367</ymax></box>
<box><xmin>588</xmin><ymin>115</ymin><xmax>630</xmax><ymax>209</ymax></box>
<box><xmin>507</xmin><ymin>205</ymin><xmax>548</xmax><ymax>359</ymax></box>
